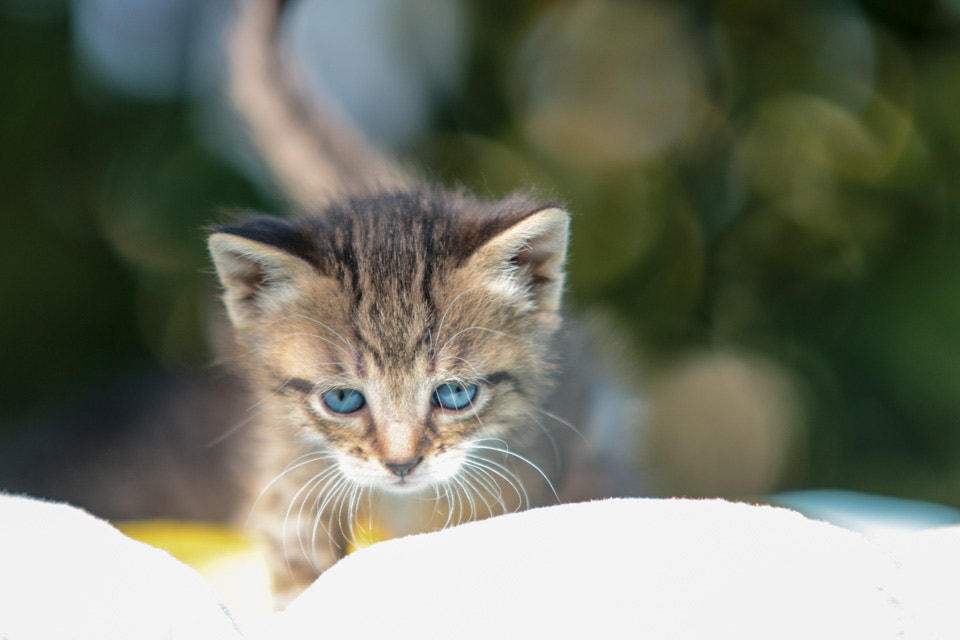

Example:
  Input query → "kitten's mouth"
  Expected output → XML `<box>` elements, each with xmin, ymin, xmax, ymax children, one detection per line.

<box><xmin>383</xmin><ymin>473</ymin><xmax>431</xmax><ymax>493</ymax></box>
<box><xmin>337</xmin><ymin>451</ymin><xmax>463</xmax><ymax>492</ymax></box>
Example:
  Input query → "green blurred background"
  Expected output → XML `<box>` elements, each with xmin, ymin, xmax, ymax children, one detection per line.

<box><xmin>2</xmin><ymin>0</ymin><xmax>960</xmax><ymax>505</ymax></box>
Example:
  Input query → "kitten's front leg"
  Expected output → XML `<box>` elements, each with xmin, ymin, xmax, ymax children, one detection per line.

<box><xmin>243</xmin><ymin>476</ymin><xmax>346</xmax><ymax>606</ymax></box>
<box><xmin>261</xmin><ymin>517</ymin><xmax>345</xmax><ymax>607</ymax></box>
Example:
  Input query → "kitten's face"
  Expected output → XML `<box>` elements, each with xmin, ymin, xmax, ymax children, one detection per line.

<box><xmin>209</xmin><ymin>192</ymin><xmax>568</xmax><ymax>495</ymax></box>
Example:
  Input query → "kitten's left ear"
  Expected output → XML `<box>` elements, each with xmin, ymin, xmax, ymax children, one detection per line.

<box><xmin>470</xmin><ymin>207</ymin><xmax>570</xmax><ymax>314</ymax></box>
<box><xmin>208</xmin><ymin>229</ymin><xmax>316</xmax><ymax>328</ymax></box>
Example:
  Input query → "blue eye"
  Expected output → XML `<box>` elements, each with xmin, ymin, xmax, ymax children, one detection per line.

<box><xmin>431</xmin><ymin>382</ymin><xmax>479</xmax><ymax>411</ymax></box>
<box><xmin>321</xmin><ymin>388</ymin><xmax>366</xmax><ymax>414</ymax></box>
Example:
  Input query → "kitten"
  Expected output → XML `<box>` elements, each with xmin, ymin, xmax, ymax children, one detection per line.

<box><xmin>0</xmin><ymin>0</ymin><xmax>643</xmax><ymax>600</ymax></box>
<box><xmin>218</xmin><ymin>0</ymin><xmax>644</xmax><ymax>595</ymax></box>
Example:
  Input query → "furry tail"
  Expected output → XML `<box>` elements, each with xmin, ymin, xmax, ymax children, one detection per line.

<box><xmin>228</xmin><ymin>0</ymin><xmax>410</xmax><ymax>208</ymax></box>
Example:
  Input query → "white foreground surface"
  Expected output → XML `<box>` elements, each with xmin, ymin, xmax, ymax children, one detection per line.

<box><xmin>1</xmin><ymin>493</ymin><xmax>957</xmax><ymax>639</ymax></box>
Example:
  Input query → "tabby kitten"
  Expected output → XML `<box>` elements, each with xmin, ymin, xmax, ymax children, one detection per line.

<box><xmin>217</xmin><ymin>0</ymin><xmax>642</xmax><ymax>595</ymax></box>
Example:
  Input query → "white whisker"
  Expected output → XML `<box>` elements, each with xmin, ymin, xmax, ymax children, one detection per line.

<box><xmin>528</xmin><ymin>411</ymin><xmax>563</xmax><ymax>469</ymax></box>
<box><xmin>276</xmin><ymin>314</ymin><xmax>359</xmax><ymax>357</ymax></box>
<box><xmin>210</xmin><ymin>360</ymin><xmax>341</xmax><ymax>448</ymax></box>
<box><xmin>535</xmin><ymin>407</ymin><xmax>587</xmax><ymax>441</ymax></box>
<box><xmin>237</xmin><ymin>331</ymin><xmax>353</xmax><ymax>364</ymax></box>
<box><xmin>437</xmin><ymin>326</ymin><xmax>521</xmax><ymax>357</ymax></box>
<box><xmin>463</xmin><ymin>454</ymin><xmax>528</xmax><ymax>510</ymax></box>
<box><xmin>462</xmin><ymin>460</ymin><xmax>504</xmax><ymax>512</ymax></box>
<box><xmin>459</xmin><ymin>466</ymin><xmax>493</xmax><ymax>517</ymax></box>
<box><xmin>457</xmin><ymin>473</ymin><xmax>477</xmax><ymax>521</ymax></box>
<box><xmin>452</xmin><ymin>476</ymin><xmax>468</xmax><ymax>525</ymax></box>
<box><xmin>247</xmin><ymin>453</ymin><xmax>335</xmax><ymax>524</ymax></box>
<box><xmin>309</xmin><ymin>468</ymin><xmax>347</xmax><ymax>554</ymax></box>
<box><xmin>257</xmin><ymin>314</ymin><xmax>359</xmax><ymax>358</ymax></box>
<box><xmin>346</xmin><ymin>484</ymin><xmax>362</xmax><ymax>545</ymax></box>
<box><xmin>282</xmin><ymin>468</ymin><xmax>332</xmax><ymax>570</ymax></box>
<box><xmin>433</xmin><ymin>284</ymin><xmax>490</xmax><ymax>353</ymax></box>
<box><xmin>436</xmin><ymin>355</ymin><xmax>484</xmax><ymax>379</ymax></box>
<box><xmin>471</xmin><ymin>443</ymin><xmax>559</xmax><ymax>502</ymax></box>
<box><xmin>246</xmin><ymin>362</ymin><xmax>341</xmax><ymax>410</ymax></box>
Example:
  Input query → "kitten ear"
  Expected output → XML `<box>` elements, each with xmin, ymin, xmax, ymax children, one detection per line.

<box><xmin>470</xmin><ymin>207</ymin><xmax>570</xmax><ymax>314</ymax></box>
<box><xmin>208</xmin><ymin>231</ymin><xmax>315</xmax><ymax>328</ymax></box>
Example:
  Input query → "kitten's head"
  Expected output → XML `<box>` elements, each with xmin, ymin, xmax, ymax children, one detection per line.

<box><xmin>208</xmin><ymin>191</ymin><xmax>569</xmax><ymax>494</ymax></box>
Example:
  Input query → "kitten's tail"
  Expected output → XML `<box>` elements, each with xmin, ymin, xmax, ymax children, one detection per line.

<box><xmin>228</xmin><ymin>0</ymin><xmax>410</xmax><ymax>208</ymax></box>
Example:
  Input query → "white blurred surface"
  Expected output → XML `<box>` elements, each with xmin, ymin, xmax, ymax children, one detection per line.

<box><xmin>4</xmin><ymin>493</ymin><xmax>958</xmax><ymax>639</ymax></box>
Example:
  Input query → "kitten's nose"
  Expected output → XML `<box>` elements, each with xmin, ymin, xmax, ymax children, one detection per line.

<box><xmin>384</xmin><ymin>456</ymin><xmax>423</xmax><ymax>478</ymax></box>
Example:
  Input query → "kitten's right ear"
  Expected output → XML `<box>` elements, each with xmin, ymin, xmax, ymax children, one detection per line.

<box><xmin>467</xmin><ymin>206</ymin><xmax>570</xmax><ymax>315</ymax></box>
<box><xmin>208</xmin><ymin>231</ymin><xmax>315</xmax><ymax>328</ymax></box>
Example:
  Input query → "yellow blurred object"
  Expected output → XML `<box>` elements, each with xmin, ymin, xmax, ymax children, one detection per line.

<box><xmin>117</xmin><ymin>520</ymin><xmax>274</xmax><ymax>620</ymax></box>
<box><xmin>346</xmin><ymin>522</ymin><xmax>389</xmax><ymax>554</ymax></box>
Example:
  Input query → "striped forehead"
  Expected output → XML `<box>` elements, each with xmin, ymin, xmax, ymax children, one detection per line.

<box><xmin>346</xmin><ymin>262</ymin><xmax>436</xmax><ymax>369</ymax></box>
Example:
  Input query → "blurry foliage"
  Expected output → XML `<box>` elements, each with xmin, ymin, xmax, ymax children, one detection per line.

<box><xmin>3</xmin><ymin>0</ymin><xmax>960</xmax><ymax>504</ymax></box>
<box><xmin>0</xmin><ymin>5</ymin><xmax>262</xmax><ymax>418</ymax></box>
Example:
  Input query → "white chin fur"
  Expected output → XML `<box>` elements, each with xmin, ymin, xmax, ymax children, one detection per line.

<box><xmin>378</xmin><ymin>477</ymin><xmax>432</xmax><ymax>495</ymax></box>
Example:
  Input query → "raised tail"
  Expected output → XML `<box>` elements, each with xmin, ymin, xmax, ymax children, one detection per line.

<box><xmin>228</xmin><ymin>0</ymin><xmax>410</xmax><ymax>208</ymax></box>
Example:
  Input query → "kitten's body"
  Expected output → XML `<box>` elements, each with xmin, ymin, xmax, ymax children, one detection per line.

<box><xmin>213</xmin><ymin>0</ymin><xmax>644</xmax><ymax>596</ymax></box>
<box><xmin>211</xmin><ymin>189</ymin><xmax>642</xmax><ymax>593</ymax></box>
